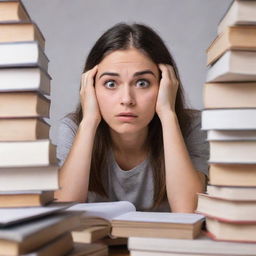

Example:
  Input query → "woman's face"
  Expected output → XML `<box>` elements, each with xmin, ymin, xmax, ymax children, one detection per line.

<box><xmin>95</xmin><ymin>48</ymin><xmax>160</xmax><ymax>135</ymax></box>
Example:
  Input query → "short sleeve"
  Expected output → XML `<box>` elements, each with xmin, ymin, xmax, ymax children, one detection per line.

<box><xmin>56</xmin><ymin>116</ymin><xmax>78</xmax><ymax>167</ymax></box>
<box><xmin>185</xmin><ymin>111</ymin><xmax>209</xmax><ymax>177</ymax></box>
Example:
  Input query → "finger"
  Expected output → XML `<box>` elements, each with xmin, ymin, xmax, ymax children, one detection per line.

<box><xmin>87</xmin><ymin>65</ymin><xmax>98</xmax><ymax>88</ymax></box>
<box><xmin>158</xmin><ymin>63</ymin><xmax>170</xmax><ymax>82</ymax></box>
<box><xmin>166</xmin><ymin>65</ymin><xmax>179</xmax><ymax>87</ymax></box>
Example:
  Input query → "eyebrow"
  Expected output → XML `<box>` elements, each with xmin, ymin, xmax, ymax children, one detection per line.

<box><xmin>99</xmin><ymin>70</ymin><xmax>156</xmax><ymax>79</ymax></box>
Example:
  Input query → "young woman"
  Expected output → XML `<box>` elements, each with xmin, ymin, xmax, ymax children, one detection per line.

<box><xmin>55</xmin><ymin>23</ymin><xmax>209</xmax><ymax>213</ymax></box>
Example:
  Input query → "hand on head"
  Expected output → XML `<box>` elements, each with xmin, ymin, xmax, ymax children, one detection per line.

<box><xmin>80</xmin><ymin>65</ymin><xmax>102</xmax><ymax>125</ymax></box>
<box><xmin>156</xmin><ymin>64</ymin><xmax>179</xmax><ymax>119</ymax></box>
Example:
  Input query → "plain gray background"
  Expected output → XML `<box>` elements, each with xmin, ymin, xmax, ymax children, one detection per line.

<box><xmin>22</xmin><ymin>0</ymin><xmax>232</xmax><ymax>144</ymax></box>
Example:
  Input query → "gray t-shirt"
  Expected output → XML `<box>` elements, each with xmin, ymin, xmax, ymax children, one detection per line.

<box><xmin>56</xmin><ymin>111</ymin><xmax>209</xmax><ymax>212</ymax></box>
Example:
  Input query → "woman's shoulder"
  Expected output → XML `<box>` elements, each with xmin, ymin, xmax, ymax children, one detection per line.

<box><xmin>59</xmin><ymin>113</ymin><xmax>79</xmax><ymax>134</ymax></box>
<box><xmin>184</xmin><ymin>109</ymin><xmax>202</xmax><ymax>137</ymax></box>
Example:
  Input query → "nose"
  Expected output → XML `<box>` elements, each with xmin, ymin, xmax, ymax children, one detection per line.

<box><xmin>120</xmin><ymin>85</ymin><xmax>135</xmax><ymax>106</ymax></box>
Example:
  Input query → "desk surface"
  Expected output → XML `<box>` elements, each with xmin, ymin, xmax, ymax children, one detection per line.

<box><xmin>109</xmin><ymin>245</ymin><xmax>129</xmax><ymax>256</ymax></box>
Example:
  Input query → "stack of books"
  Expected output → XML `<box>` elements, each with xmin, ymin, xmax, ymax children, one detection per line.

<box><xmin>0</xmin><ymin>0</ymin><xmax>58</xmax><ymax>207</ymax></box>
<box><xmin>198</xmin><ymin>0</ymin><xmax>256</xmax><ymax>244</ymax></box>
<box><xmin>68</xmin><ymin>201</ymin><xmax>204</xmax><ymax>255</ymax></box>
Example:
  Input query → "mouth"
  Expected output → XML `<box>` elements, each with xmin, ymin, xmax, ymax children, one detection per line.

<box><xmin>116</xmin><ymin>112</ymin><xmax>138</xmax><ymax>117</ymax></box>
<box><xmin>116</xmin><ymin>112</ymin><xmax>138</xmax><ymax>121</ymax></box>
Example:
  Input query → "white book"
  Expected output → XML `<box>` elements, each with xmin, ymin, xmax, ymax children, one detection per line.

<box><xmin>0</xmin><ymin>41</ymin><xmax>48</xmax><ymax>71</ymax></box>
<box><xmin>206</xmin><ymin>50</ymin><xmax>256</xmax><ymax>82</ymax></box>
<box><xmin>207</xmin><ymin>185</ymin><xmax>256</xmax><ymax>201</ymax></box>
<box><xmin>0</xmin><ymin>68</ymin><xmax>51</xmax><ymax>95</ymax></box>
<box><xmin>201</xmin><ymin>109</ymin><xmax>256</xmax><ymax>130</ymax></box>
<box><xmin>207</xmin><ymin>130</ymin><xmax>256</xmax><ymax>141</ymax></box>
<box><xmin>209</xmin><ymin>140</ymin><xmax>256</xmax><ymax>164</ymax></box>
<box><xmin>0</xmin><ymin>165</ymin><xmax>59</xmax><ymax>191</ymax></box>
<box><xmin>0</xmin><ymin>202</ymin><xmax>74</xmax><ymax>226</ymax></box>
<box><xmin>0</xmin><ymin>139</ymin><xmax>57</xmax><ymax>167</ymax></box>
<box><xmin>218</xmin><ymin>0</ymin><xmax>256</xmax><ymax>35</ymax></box>
<box><xmin>128</xmin><ymin>235</ymin><xmax>256</xmax><ymax>255</ymax></box>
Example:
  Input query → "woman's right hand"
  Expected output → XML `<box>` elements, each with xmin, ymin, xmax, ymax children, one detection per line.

<box><xmin>80</xmin><ymin>65</ymin><xmax>101</xmax><ymax>126</ymax></box>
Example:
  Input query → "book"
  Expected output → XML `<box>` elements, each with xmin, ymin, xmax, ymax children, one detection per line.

<box><xmin>206</xmin><ymin>216</ymin><xmax>256</xmax><ymax>242</ymax></box>
<box><xmin>0</xmin><ymin>41</ymin><xmax>48</xmax><ymax>70</ymax></box>
<box><xmin>130</xmin><ymin>251</ymin><xmax>247</xmax><ymax>256</ymax></box>
<box><xmin>206</xmin><ymin>50</ymin><xmax>256</xmax><ymax>82</ymax></box>
<box><xmin>207</xmin><ymin>130</ymin><xmax>256</xmax><ymax>141</ymax></box>
<box><xmin>201</xmin><ymin>109</ymin><xmax>256</xmax><ymax>130</ymax></box>
<box><xmin>0</xmin><ymin>118</ymin><xmax>50</xmax><ymax>141</ymax></box>
<box><xmin>0</xmin><ymin>22</ymin><xmax>45</xmax><ymax>49</ymax></box>
<box><xmin>204</xmin><ymin>82</ymin><xmax>256</xmax><ymax>109</ymax></box>
<box><xmin>209</xmin><ymin>140</ymin><xmax>256</xmax><ymax>164</ymax></box>
<box><xmin>0</xmin><ymin>202</ymin><xmax>74</xmax><ymax>226</ymax></box>
<box><xmin>197</xmin><ymin>193</ymin><xmax>256</xmax><ymax>222</ymax></box>
<box><xmin>23</xmin><ymin>232</ymin><xmax>73</xmax><ymax>256</ymax></box>
<box><xmin>209</xmin><ymin>163</ymin><xmax>256</xmax><ymax>186</ymax></box>
<box><xmin>128</xmin><ymin>235</ymin><xmax>256</xmax><ymax>255</ymax></box>
<box><xmin>0</xmin><ymin>92</ymin><xmax>50</xmax><ymax>118</ymax></box>
<box><xmin>0</xmin><ymin>0</ymin><xmax>30</xmax><ymax>22</ymax></box>
<box><xmin>0</xmin><ymin>190</ymin><xmax>54</xmax><ymax>207</ymax></box>
<box><xmin>207</xmin><ymin>26</ymin><xmax>256</xmax><ymax>65</ymax></box>
<box><xmin>207</xmin><ymin>185</ymin><xmax>256</xmax><ymax>201</ymax></box>
<box><xmin>0</xmin><ymin>67</ymin><xmax>51</xmax><ymax>95</ymax></box>
<box><xmin>67</xmin><ymin>243</ymin><xmax>108</xmax><ymax>256</ymax></box>
<box><xmin>0</xmin><ymin>165</ymin><xmax>59</xmax><ymax>191</ymax></box>
<box><xmin>218</xmin><ymin>0</ymin><xmax>256</xmax><ymax>35</ymax></box>
<box><xmin>0</xmin><ymin>139</ymin><xmax>57</xmax><ymax>167</ymax></box>
<box><xmin>68</xmin><ymin>201</ymin><xmax>205</xmax><ymax>239</ymax></box>
<box><xmin>0</xmin><ymin>211</ymin><xmax>81</xmax><ymax>256</ymax></box>
<box><xmin>72</xmin><ymin>226</ymin><xmax>111</xmax><ymax>243</ymax></box>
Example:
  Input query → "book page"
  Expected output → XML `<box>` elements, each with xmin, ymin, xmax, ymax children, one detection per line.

<box><xmin>68</xmin><ymin>201</ymin><xmax>136</xmax><ymax>221</ymax></box>
<box><xmin>113</xmin><ymin>211</ymin><xmax>204</xmax><ymax>224</ymax></box>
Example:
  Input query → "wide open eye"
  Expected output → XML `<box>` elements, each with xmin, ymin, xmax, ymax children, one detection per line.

<box><xmin>136</xmin><ymin>79</ymin><xmax>150</xmax><ymax>88</ymax></box>
<box><xmin>104</xmin><ymin>80</ymin><xmax>116</xmax><ymax>89</ymax></box>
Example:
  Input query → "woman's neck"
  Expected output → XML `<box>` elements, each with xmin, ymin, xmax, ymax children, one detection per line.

<box><xmin>110</xmin><ymin>128</ymin><xmax>148</xmax><ymax>156</ymax></box>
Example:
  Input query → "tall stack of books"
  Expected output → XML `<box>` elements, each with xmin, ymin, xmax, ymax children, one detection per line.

<box><xmin>0</xmin><ymin>1</ymin><xmax>109</xmax><ymax>255</ymax></box>
<box><xmin>197</xmin><ymin>0</ymin><xmax>256</xmax><ymax>244</ymax></box>
<box><xmin>0</xmin><ymin>0</ymin><xmax>58</xmax><ymax>207</ymax></box>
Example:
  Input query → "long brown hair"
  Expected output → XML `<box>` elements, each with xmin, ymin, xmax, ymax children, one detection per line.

<box><xmin>70</xmin><ymin>23</ymin><xmax>193</xmax><ymax>209</ymax></box>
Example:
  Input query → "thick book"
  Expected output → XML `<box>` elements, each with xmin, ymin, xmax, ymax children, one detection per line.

<box><xmin>0</xmin><ymin>41</ymin><xmax>48</xmax><ymax>70</ymax></box>
<box><xmin>0</xmin><ymin>67</ymin><xmax>51</xmax><ymax>95</ymax></box>
<box><xmin>0</xmin><ymin>190</ymin><xmax>54</xmax><ymax>207</ymax></box>
<box><xmin>201</xmin><ymin>109</ymin><xmax>256</xmax><ymax>130</ymax></box>
<box><xmin>218</xmin><ymin>0</ymin><xmax>256</xmax><ymax>35</ymax></box>
<box><xmin>209</xmin><ymin>140</ymin><xmax>256</xmax><ymax>164</ymax></box>
<box><xmin>23</xmin><ymin>232</ymin><xmax>73</xmax><ymax>256</ymax></box>
<box><xmin>72</xmin><ymin>226</ymin><xmax>110</xmax><ymax>243</ymax></box>
<box><xmin>0</xmin><ymin>22</ymin><xmax>45</xmax><ymax>49</ymax></box>
<box><xmin>68</xmin><ymin>201</ymin><xmax>204</xmax><ymax>239</ymax></box>
<box><xmin>206</xmin><ymin>216</ymin><xmax>256</xmax><ymax>242</ymax></box>
<box><xmin>207</xmin><ymin>26</ymin><xmax>256</xmax><ymax>65</ymax></box>
<box><xmin>207</xmin><ymin>184</ymin><xmax>256</xmax><ymax>201</ymax></box>
<box><xmin>0</xmin><ymin>92</ymin><xmax>50</xmax><ymax>118</ymax></box>
<box><xmin>0</xmin><ymin>0</ymin><xmax>30</xmax><ymax>22</ymax></box>
<box><xmin>128</xmin><ymin>235</ymin><xmax>256</xmax><ymax>255</ymax></box>
<box><xmin>206</xmin><ymin>50</ymin><xmax>256</xmax><ymax>82</ymax></box>
<box><xmin>207</xmin><ymin>130</ymin><xmax>256</xmax><ymax>141</ymax></box>
<box><xmin>0</xmin><ymin>118</ymin><xmax>50</xmax><ymax>141</ymax></box>
<box><xmin>196</xmin><ymin>193</ymin><xmax>256</xmax><ymax>222</ymax></box>
<box><xmin>209</xmin><ymin>163</ymin><xmax>256</xmax><ymax>187</ymax></box>
<box><xmin>67</xmin><ymin>243</ymin><xmax>108</xmax><ymax>256</ymax></box>
<box><xmin>0</xmin><ymin>211</ymin><xmax>81</xmax><ymax>256</ymax></box>
<box><xmin>204</xmin><ymin>82</ymin><xmax>256</xmax><ymax>109</ymax></box>
<box><xmin>0</xmin><ymin>139</ymin><xmax>57</xmax><ymax>167</ymax></box>
<box><xmin>0</xmin><ymin>165</ymin><xmax>59</xmax><ymax>191</ymax></box>
<box><xmin>0</xmin><ymin>202</ymin><xmax>74</xmax><ymax>226</ymax></box>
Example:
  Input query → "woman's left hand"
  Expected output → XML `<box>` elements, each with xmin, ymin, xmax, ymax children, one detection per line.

<box><xmin>156</xmin><ymin>64</ymin><xmax>179</xmax><ymax>120</ymax></box>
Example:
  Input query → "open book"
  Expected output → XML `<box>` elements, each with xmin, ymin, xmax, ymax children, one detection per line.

<box><xmin>67</xmin><ymin>201</ymin><xmax>204</xmax><ymax>239</ymax></box>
